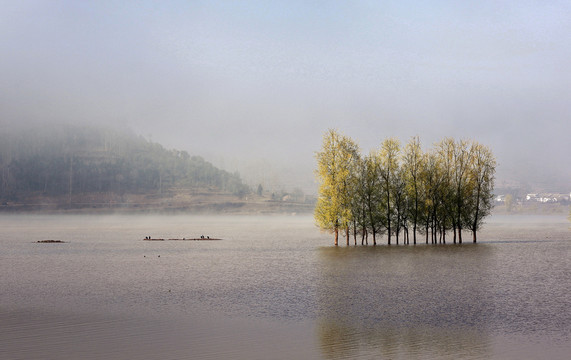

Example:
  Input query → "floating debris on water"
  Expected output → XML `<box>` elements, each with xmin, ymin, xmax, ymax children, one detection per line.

<box><xmin>144</xmin><ymin>237</ymin><xmax>222</xmax><ymax>241</ymax></box>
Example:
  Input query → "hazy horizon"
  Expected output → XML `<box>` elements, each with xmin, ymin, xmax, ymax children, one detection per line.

<box><xmin>1</xmin><ymin>1</ymin><xmax>570</xmax><ymax>193</ymax></box>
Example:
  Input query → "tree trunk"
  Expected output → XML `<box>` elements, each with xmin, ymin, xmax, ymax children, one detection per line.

<box><xmin>68</xmin><ymin>156</ymin><xmax>73</xmax><ymax>207</ymax></box>
<box><xmin>473</xmin><ymin>185</ymin><xmax>481</xmax><ymax>244</ymax></box>
<box><xmin>334</xmin><ymin>227</ymin><xmax>338</xmax><ymax>246</ymax></box>
<box><xmin>387</xmin><ymin>220</ymin><xmax>391</xmax><ymax>245</ymax></box>
<box><xmin>346</xmin><ymin>227</ymin><xmax>349</xmax><ymax>246</ymax></box>
<box><xmin>413</xmin><ymin>205</ymin><xmax>418</xmax><ymax>245</ymax></box>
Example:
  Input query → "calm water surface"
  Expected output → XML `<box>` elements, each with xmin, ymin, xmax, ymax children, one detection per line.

<box><xmin>1</xmin><ymin>213</ymin><xmax>570</xmax><ymax>359</ymax></box>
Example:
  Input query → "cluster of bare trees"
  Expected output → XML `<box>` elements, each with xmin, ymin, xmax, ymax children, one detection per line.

<box><xmin>315</xmin><ymin>130</ymin><xmax>496</xmax><ymax>246</ymax></box>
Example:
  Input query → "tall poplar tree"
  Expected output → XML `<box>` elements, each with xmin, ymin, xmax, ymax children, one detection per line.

<box><xmin>351</xmin><ymin>156</ymin><xmax>369</xmax><ymax>245</ymax></box>
<box><xmin>436</xmin><ymin>138</ymin><xmax>458</xmax><ymax>243</ymax></box>
<box><xmin>361</xmin><ymin>153</ymin><xmax>383</xmax><ymax>245</ymax></box>
<box><xmin>402</xmin><ymin>136</ymin><xmax>424</xmax><ymax>244</ymax></box>
<box><xmin>465</xmin><ymin>142</ymin><xmax>496</xmax><ymax>243</ymax></box>
<box><xmin>421</xmin><ymin>150</ymin><xmax>446</xmax><ymax>244</ymax></box>
<box><xmin>315</xmin><ymin>129</ymin><xmax>360</xmax><ymax>246</ymax></box>
<box><xmin>378</xmin><ymin>138</ymin><xmax>401</xmax><ymax>245</ymax></box>
<box><xmin>451</xmin><ymin>139</ymin><xmax>472</xmax><ymax>244</ymax></box>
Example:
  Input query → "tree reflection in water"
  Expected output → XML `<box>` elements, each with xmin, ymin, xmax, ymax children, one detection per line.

<box><xmin>316</xmin><ymin>244</ymin><xmax>494</xmax><ymax>359</ymax></box>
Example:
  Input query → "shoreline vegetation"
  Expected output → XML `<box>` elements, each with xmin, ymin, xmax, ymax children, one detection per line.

<box><xmin>315</xmin><ymin>129</ymin><xmax>497</xmax><ymax>246</ymax></box>
<box><xmin>0</xmin><ymin>191</ymin><xmax>314</xmax><ymax>215</ymax></box>
<box><xmin>493</xmin><ymin>202</ymin><xmax>570</xmax><ymax>215</ymax></box>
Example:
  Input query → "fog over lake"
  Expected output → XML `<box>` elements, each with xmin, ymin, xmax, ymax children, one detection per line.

<box><xmin>1</xmin><ymin>214</ymin><xmax>570</xmax><ymax>359</ymax></box>
<box><xmin>1</xmin><ymin>1</ymin><xmax>570</xmax><ymax>192</ymax></box>
<box><xmin>1</xmin><ymin>1</ymin><xmax>570</xmax><ymax>358</ymax></box>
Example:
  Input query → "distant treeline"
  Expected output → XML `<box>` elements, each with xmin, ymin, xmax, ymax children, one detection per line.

<box><xmin>315</xmin><ymin>130</ymin><xmax>496</xmax><ymax>245</ymax></box>
<box><xmin>0</xmin><ymin>124</ymin><xmax>250</xmax><ymax>201</ymax></box>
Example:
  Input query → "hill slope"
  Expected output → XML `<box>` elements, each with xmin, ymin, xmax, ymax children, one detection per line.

<box><xmin>0</xmin><ymin>124</ymin><xmax>252</xmax><ymax>211</ymax></box>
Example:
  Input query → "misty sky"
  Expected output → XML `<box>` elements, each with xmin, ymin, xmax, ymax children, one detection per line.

<box><xmin>1</xmin><ymin>1</ymin><xmax>570</xmax><ymax>192</ymax></box>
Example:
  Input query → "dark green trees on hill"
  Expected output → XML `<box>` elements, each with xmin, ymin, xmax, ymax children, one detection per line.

<box><xmin>0</xmin><ymin>124</ymin><xmax>249</xmax><ymax>201</ymax></box>
<box><xmin>315</xmin><ymin>130</ymin><xmax>496</xmax><ymax>245</ymax></box>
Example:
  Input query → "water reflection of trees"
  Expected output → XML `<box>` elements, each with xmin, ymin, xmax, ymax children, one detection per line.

<box><xmin>318</xmin><ymin>320</ymin><xmax>489</xmax><ymax>360</ymax></box>
<box><xmin>316</xmin><ymin>245</ymin><xmax>494</xmax><ymax>359</ymax></box>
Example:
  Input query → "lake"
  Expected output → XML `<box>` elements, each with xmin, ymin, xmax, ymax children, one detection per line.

<box><xmin>1</xmin><ymin>213</ymin><xmax>570</xmax><ymax>359</ymax></box>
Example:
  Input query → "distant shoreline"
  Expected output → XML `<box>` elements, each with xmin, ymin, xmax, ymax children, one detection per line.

<box><xmin>1</xmin><ymin>202</ymin><xmax>567</xmax><ymax>216</ymax></box>
<box><xmin>2</xmin><ymin>193</ymin><xmax>567</xmax><ymax>216</ymax></box>
<box><xmin>0</xmin><ymin>199</ymin><xmax>315</xmax><ymax>215</ymax></box>
<box><xmin>492</xmin><ymin>203</ymin><xmax>569</xmax><ymax>215</ymax></box>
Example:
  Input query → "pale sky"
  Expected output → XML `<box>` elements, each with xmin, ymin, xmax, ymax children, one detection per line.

<box><xmin>1</xmin><ymin>1</ymin><xmax>570</xmax><ymax>192</ymax></box>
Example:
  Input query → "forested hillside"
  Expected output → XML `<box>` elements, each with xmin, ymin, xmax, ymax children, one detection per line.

<box><xmin>0</xmin><ymin>124</ymin><xmax>250</xmax><ymax>206</ymax></box>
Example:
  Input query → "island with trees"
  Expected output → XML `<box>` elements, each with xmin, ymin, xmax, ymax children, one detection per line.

<box><xmin>315</xmin><ymin>129</ymin><xmax>496</xmax><ymax>245</ymax></box>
